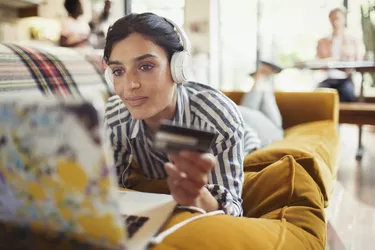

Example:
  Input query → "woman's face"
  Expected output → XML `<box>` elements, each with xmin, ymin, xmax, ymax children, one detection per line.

<box><xmin>108</xmin><ymin>33</ymin><xmax>176</xmax><ymax>122</ymax></box>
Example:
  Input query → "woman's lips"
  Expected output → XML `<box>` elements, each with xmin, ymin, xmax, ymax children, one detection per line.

<box><xmin>125</xmin><ymin>96</ymin><xmax>148</xmax><ymax>107</ymax></box>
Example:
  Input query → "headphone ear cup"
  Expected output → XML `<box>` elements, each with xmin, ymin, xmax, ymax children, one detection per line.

<box><xmin>170</xmin><ymin>51</ymin><xmax>191</xmax><ymax>84</ymax></box>
<box><xmin>104</xmin><ymin>67</ymin><xmax>115</xmax><ymax>93</ymax></box>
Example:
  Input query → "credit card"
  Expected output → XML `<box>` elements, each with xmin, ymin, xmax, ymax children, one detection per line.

<box><xmin>152</xmin><ymin>120</ymin><xmax>216</xmax><ymax>155</ymax></box>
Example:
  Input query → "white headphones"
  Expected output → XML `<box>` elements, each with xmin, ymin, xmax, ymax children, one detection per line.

<box><xmin>104</xmin><ymin>15</ymin><xmax>192</xmax><ymax>89</ymax></box>
<box><xmin>165</xmin><ymin>17</ymin><xmax>192</xmax><ymax>84</ymax></box>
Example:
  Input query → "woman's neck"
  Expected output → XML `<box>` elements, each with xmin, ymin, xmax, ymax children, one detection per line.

<box><xmin>144</xmin><ymin>86</ymin><xmax>178</xmax><ymax>133</ymax></box>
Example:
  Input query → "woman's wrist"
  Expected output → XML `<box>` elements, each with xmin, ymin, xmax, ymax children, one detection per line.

<box><xmin>194</xmin><ymin>187</ymin><xmax>219</xmax><ymax>212</ymax></box>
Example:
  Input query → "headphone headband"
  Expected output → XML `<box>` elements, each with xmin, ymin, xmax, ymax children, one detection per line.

<box><xmin>163</xmin><ymin>17</ymin><xmax>191</xmax><ymax>53</ymax></box>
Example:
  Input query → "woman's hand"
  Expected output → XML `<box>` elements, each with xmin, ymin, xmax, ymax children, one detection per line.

<box><xmin>164</xmin><ymin>151</ymin><xmax>219</xmax><ymax>212</ymax></box>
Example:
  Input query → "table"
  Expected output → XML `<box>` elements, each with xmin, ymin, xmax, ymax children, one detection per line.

<box><xmin>297</xmin><ymin>61</ymin><xmax>375</xmax><ymax>160</ymax></box>
<box><xmin>339</xmin><ymin>102</ymin><xmax>375</xmax><ymax>159</ymax></box>
<box><xmin>340</xmin><ymin>102</ymin><xmax>375</xmax><ymax>125</ymax></box>
<box><xmin>297</xmin><ymin>60</ymin><xmax>375</xmax><ymax>101</ymax></box>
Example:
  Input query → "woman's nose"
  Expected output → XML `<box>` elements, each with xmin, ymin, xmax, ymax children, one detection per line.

<box><xmin>114</xmin><ymin>74</ymin><xmax>140</xmax><ymax>95</ymax></box>
<box><xmin>122</xmin><ymin>72</ymin><xmax>140</xmax><ymax>89</ymax></box>
<box><xmin>126</xmin><ymin>79</ymin><xmax>141</xmax><ymax>90</ymax></box>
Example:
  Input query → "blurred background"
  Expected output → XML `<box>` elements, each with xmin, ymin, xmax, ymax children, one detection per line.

<box><xmin>1</xmin><ymin>0</ymin><xmax>374</xmax><ymax>96</ymax></box>
<box><xmin>1</xmin><ymin>2</ymin><xmax>375</xmax><ymax>249</ymax></box>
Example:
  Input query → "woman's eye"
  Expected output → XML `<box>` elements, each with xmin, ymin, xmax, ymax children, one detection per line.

<box><xmin>112</xmin><ymin>69</ymin><xmax>124</xmax><ymax>77</ymax></box>
<box><xmin>139</xmin><ymin>64</ymin><xmax>153</xmax><ymax>71</ymax></box>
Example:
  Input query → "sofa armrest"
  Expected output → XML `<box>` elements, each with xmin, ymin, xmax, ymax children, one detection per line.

<box><xmin>275</xmin><ymin>89</ymin><xmax>339</xmax><ymax>129</ymax></box>
<box><xmin>221</xmin><ymin>91</ymin><xmax>245</xmax><ymax>105</ymax></box>
<box><xmin>221</xmin><ymin>89</ymin><xmax>339</xmax><ymax>129</ymax></box>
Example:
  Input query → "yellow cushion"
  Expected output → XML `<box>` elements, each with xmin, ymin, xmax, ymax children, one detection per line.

<box><xmin>152</xmin><ymin>155</ymin><xmax>326</xmax><ymax>250</ymax></box>
<box><xmin>243</xmin><ymin>120</ymin><xmax>338</xmax><ymax>206</ymax></box>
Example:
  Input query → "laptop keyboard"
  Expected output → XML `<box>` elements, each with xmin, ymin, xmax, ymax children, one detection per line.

<box><xmin>122</xmin><ymin>215</ymin><xmax>149</xmax><ymax>238</ymax></box>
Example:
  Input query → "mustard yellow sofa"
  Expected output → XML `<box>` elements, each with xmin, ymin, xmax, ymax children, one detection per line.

<box><xmin>223</xmin><ymin>90</ymin><xmax>340</xmax><ymax>207</ymax></box>
<box><xmin>0</xmin><ymin>42</ymin><xmax>339</xmax><ymax>249</ymax></box>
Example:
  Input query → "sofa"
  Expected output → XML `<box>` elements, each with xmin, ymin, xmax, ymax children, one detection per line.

<box><xmin>0</xmin><ymin>43</ymin><xmax>339</xmax><ymax>249</ymax></box>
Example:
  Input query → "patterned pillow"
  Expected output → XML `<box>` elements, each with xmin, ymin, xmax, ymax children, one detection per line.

<box><xmin>0</xmin><ymin>43</ymin><xmax>113</xmax><ymax>101</ymax></box>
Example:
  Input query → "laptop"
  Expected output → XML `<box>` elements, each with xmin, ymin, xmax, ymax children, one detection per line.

<box><xmin>0</xmin><ymin>99</ymin><xmax>176</xmax><ymax>250</ymax></box>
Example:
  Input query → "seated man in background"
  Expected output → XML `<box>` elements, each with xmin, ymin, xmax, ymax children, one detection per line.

<box><xmin>316</xmin><ymin>7</ymin><xmax>365</xmax><ymax>102</ymax></box>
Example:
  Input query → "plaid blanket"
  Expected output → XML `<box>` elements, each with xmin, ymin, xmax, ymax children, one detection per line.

<box><xmin>0</xmin><ymin>43</ymin><xmax>111</xmax><ymax>97</ymax></box>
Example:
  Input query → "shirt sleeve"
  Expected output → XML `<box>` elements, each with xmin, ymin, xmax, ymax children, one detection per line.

<box><xmin>104</xmin><ymin>117</ymin><xmax>133</xmax><ymax>188</ymax></box>
<box><xmin>205</xmin><ymin>122</ymin><xmax>247</xmax><ymax>217</ymax></box>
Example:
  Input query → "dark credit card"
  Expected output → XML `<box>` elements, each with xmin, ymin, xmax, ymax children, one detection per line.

<box><xmin>152</xmin><ymin>120</ymin><xmax>216</xmax><ymax>155</ymax></box>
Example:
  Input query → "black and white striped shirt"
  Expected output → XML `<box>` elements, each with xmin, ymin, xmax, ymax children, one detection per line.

<box><xmin>104</xmin><ymin>82</ymin><xmax>260</xmax><ymax>216</ymax></box>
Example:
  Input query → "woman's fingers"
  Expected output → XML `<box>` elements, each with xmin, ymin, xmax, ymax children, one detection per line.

<box><xmin>164</xmin><ymin>162</ymin><xmax>182</xmax><ymax>180</ymax></box>
<box><xmin>168</xmin><ymin>155</ymin><xmax>207</xmax><ymax>185</ymax></box>
<box><xmin>168</xmin><ymin>152</ymin><xmax>216</xmax><ymax>186</ymax></box>
<box><xmin>168</xmin><ymin>178</ymin><xmax>202</xmax><ymax>205</ymax></box>
<box><xmin>165</xmin><ymin>162</ymin><xmax>203</xmax><ymax>192</ymax></box>
<box><xmin>165</xmin><ymin>162</ymin><xmax>203</xmax><ymax>205</ymax></box>
<box><xmin>179</xmin><ymin>151</ymin><xmax>217</xmax><ymax>173</ymax></box>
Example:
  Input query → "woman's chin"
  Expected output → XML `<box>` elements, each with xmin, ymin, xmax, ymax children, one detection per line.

<box><xmin>128</xmin><ymin>109</ymin><xmax>152</xmax><ymax>121</ymax></box>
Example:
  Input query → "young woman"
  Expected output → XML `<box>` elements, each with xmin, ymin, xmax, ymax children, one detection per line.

<box><xmin>103</xmin><ymin>13</ymin><xmax>267</xmax><ymax>217</ymax></box>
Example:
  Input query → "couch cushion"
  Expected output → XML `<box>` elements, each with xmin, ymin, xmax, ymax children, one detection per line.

<box><xmin>243</xmin><ymin>120</ymin><xmax>339</xmax><ymax>206</ymax></box>
<box><xmin>152</xmin><ymin>155</ymin><xmax>325</xmax><ymax>250</ymax></box>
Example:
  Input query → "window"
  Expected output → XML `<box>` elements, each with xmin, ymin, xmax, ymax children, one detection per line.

<box><xmin>218</xmin><ymin>0</ymin><xmax>257</xmax><ymax>91</ymax></box>
<box><xmin>131</xmin><ymin>0</ymin><xmax>185</xmax><ymax>27</ymax></box>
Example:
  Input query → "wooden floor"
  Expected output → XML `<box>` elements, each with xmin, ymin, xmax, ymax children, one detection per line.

<box><xmin>326</xmin><ymin>125</ymin><xmax>375</xmax><ymax>250</ymax></box>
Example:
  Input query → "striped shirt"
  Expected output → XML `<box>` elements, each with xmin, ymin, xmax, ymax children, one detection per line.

<box><xmin>104</xmin><ymin>82</ymin><xmax>261</xmax><ymax>216</ymax></box>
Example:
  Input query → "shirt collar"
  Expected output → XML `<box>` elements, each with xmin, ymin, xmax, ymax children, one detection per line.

<box><xmin>129</xmin><ymin>84</ymin><xmax>191</xmax><ymax>140</ymax></box>
<box><xmin>171</xmin><ymin>84</ymin><xmax>187</xmax><ymax>126</ymax></box>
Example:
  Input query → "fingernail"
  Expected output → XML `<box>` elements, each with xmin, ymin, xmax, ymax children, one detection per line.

<box><xmin>180</xmin><ymin>172</ymin><xmax>187</xmax><ymax>178</ymax></box>
<box><xmin>202</xmin><ymin>153</ymin><xmax>215</xmax><ymax>163</ymax></box>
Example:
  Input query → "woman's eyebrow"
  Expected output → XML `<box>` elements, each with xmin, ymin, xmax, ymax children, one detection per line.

<box><xmin>134</xmin><ymin>54</ymin><xmax>157</xmax><ymax>61</ymax></box>
<box><xmin>107</xmin><ymin>60</ymin><xmax>122</xmax><ymax>66</ymax></box>
<box><xmin>107</xmin><ymin>54</ymin><xmax>156</xmax><ymax>66</ymax></box>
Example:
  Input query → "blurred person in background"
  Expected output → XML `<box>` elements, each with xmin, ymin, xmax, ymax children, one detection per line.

<box><xmin>239</xmin><ymin>60</ymin><xmax>284</xmax><ymax>148</ymax></box>
<box><xmin>90</xmin><ymin>0</ymin><xmax>112</xmax><ymax>49</ymax></box>
<box><xmin>60</xmin><ymin>0</ymin><xmax>91</xmax><ymax>48</ymax></box>
<box><xmin>316</xmin><ymin>7</ymin><xmax>365</xmax><ymax>102</ymax></box>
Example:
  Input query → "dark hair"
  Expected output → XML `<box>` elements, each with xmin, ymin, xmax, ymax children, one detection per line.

<box><xmin>329</xmin><ymin>7</ymin><xmax>347</xmax><ymax>18</ymax></box>
<box><xmin>103</xmin><ymin>12</ymin><xmax>184</xmax><ymax>64</ymax></box>
<box><xmin>64</xmin><ymin>0</ymin><xmax>80</xmax><ymax>15</ymax></box>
